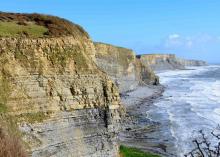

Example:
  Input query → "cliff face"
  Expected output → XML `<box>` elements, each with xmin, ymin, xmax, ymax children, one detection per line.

<box><xmin>94</xmin><ymin>43</ymin><xmax>159</xmax><ymax>93</ymax></box>
<box><xmin>138</xmin><ymin>54</ymin><xmax>207</xmax><ymax>71</ymax></box>
<box><xmin>0</xmin><ymin>13</ymin><xmax>123</xmax><ymax>157</ymax></box>
<box><xmin>176</xmin><ymin>58</ymin><xmax>207</xmax><ymax>66</ymax></box>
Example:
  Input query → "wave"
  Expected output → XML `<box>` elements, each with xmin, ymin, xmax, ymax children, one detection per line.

<box><xmin>149</xmin><ymin>65</ymin><xmax>220</xmax><ymax>156</ymax></box>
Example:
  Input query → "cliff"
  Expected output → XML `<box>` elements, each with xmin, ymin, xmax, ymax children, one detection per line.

<box><xmin>0</xmin><ymin>13</ymin><xmax>123</xmax><ymax>157</ymax></box>
<box><xmin>138</xmin><ymin>54</ymin><xmax>207</xmax><ymax>71</ymax></box>
<box><xmin>176</xmin><ymin>58</ymin><xmax>207</xmax><ymax>66</ymax></box>
<box><xmin>94</xmin><ymin>42</ymin><xmax>159</xmax><ymax>93</ymax></box>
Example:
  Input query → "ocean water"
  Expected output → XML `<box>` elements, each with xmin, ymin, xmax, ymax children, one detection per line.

<box><xmin>147</xmin><ymin>65</ymin><xmax>220</xmax><ymax>156</ymax></box>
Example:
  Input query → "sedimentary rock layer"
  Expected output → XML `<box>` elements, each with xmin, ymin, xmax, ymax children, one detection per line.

<box><xmin>94</xmin><ymin>42</ymin><xmax>159</xmax><ymax>93</ymax></box>
<box><xmin>0</xmin><ymin>13</ymin><xmax>123</xmax><ymax>157</ymax></box>
<box><xmin>138</xmin><ymin>54</ymin><xmax>207</xmax><ymax>71</ymax></box>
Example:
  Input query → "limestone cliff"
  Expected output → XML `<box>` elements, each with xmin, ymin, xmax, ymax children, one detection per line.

<box><xmin>0</xmin><ymin>13</ymin><xmax>123</xmax><ymax>157</ymax></box>
<box><xmin>138</xmin><ymin>54</ymin><xmax>207</xmax><ymax>71</ymax></box>
<box><xmin>176</xmin><ymin>58</ymin><xmax>207</xmax><ymax>66</ymax></box>
<box><xmin>94</xmin><ymin>42</ymin><xmax>159</xmax><ymax>93</ymax></box>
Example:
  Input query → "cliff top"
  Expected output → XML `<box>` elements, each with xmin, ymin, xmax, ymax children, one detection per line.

<box><xmin>94</xmin><ymin>42</ymin><xmax>133</xmax><ymax>51</ymax></box>
<box><xmin>137</xmin><ymin>54</ymin><xmax>176</xmax><ymax>58</ymax></box>
<box><xmin>0</xmin><ymin>12</ymin><xmax>89</xmax><ymax>38</ymax></box>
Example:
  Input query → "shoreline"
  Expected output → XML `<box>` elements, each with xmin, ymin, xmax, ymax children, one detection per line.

<box><xmin>119</xmin><ymin>85</ymin><xmax>176</xmax><ymax>157</ymax></box>
<box><xmin>121</xmin><ymin>85</ymin><xmax>165</xmax><ymax>108</ymax></box>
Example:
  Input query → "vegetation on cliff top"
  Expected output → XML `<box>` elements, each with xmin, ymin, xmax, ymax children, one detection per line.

<box><xmin>0</xmin><ymin>21</ymin><xmax>48</xmax><ymax>38</ymax></box>
<box><xmin>119</xmin><ymin>145</ymin><xmax>160</xmax><ymax>157</ymax></box>
<box><xmin>0</xmin><ymin>12</ymin><xmax>89</xmax><ymax>38</ymax></box>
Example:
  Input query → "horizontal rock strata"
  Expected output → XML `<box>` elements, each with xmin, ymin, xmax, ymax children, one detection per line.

<box><xmin>138</xmin><ymin>54</ymin><xmax>207</xmax><ymax>71</ymax></box>
<box><xmin>0</xmin><ymin>13</ymin><xmax>123</xmax><ymax>157</ymax></box>
<box><xmin>94</xmin><ymin>42</ymin><xmax>159</xmax><ymax>93</ymax></box>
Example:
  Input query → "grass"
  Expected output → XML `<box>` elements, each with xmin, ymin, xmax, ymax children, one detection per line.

<box><xmin>0</xmin><ymin>12</ymin><xmax>89</xmax><ymax>37</ymax></box>
<box><xmin>0</xmin><ymin>103</ymin><xmax>7</xmax><ymax>113</ymax></box>
<box><xmin>119</xmin><ymin>145</ymin><xmax>160</xmax><ymax>157</ymax></box>
<box><xmin>47</xmin><ymin>46</ymin><xmax>89</xmax><ymax>71</ymax></box>
<box><xmin>0</xmin><ymin>131</ymin><xmax>27</xmax><ymax>157</ymax></box>
<box><xmin>0</xmin><ymin>76</ymin><xmax>11</xmax><ymax>113</ymax></box>
<box><xmin>0</xmin><ymin>21</ymin><xmax>48</xmax><ymax>37</ymax></box>
<box><xmin>0</xmin><ymin>115</ymin><xmax>27</xmax><ymax>157</ymax></box>
<box><xmin>17</xmin><ymin>112</ymin><xmax>51</xmax><ymax>123</ymax></box>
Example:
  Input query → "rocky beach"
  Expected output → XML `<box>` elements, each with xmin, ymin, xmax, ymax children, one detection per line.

<box><xmin>0</xmin><ymin>12</ymin><xmax>208</xmax><ymax>157</ymax></box>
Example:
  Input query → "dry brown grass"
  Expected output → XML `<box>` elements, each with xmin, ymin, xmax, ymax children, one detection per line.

<box><xmin>0</xmin><ymin>128</ymin><xmax>27</xmax><ymax>157</ymax></box>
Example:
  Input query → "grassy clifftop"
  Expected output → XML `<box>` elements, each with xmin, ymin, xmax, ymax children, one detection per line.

<box><xmin>0</xmin><ymin>12</ymin><xmax>89</xmax><ymax>38</ymax></box>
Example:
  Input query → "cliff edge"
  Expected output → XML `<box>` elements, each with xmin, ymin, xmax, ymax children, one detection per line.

<box><xmin>94</xmin><ymin>42</ymin><xmax>159</xmax><ymax>93</ymax></box>
<box><xmin>138</xmin><ymin>54</ymin><xmax>207</xmax><ymax>71</ymax></box>
<box><xmin>0</xmin><ymin>12</ymin><xmax>123</xmax><ymax>157</ymax></box>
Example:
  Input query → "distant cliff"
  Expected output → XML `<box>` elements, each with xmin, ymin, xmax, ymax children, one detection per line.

<box><xmin>0</xmin><ymin>12</ymin><xmax>123</xmax><ymax>157</ymax></box>
<box><xmin>0</xmin><ymin>12</ymin><xmax>207</xmax><ymax>157</ymax></box>
<box><xmin>138</xmin><ymin>54</ymin><xmax>207</xmax><ymax>71</ymax></box>
<box><xmin>176</xmin><ymin>58</ymin><xmax>207</xmax><ymax>67</ymax></box>
<box><xmin>94</xmin><ymin>42</ymin><xmax>159</xmax><ymax>93</ymax></box>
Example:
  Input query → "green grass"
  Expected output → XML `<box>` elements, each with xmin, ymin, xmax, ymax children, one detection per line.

<box><xmin>0</xmin><ymin>76</ymin><xmax>11</xmax><ymax>113</ymax></box>
<box><xmin>119</xmin><ymin>145</ymin><xmax>160</xmax><ymax>157</ymax></box>
<box><xmin>0</xmin><ymin>103</ymin><xmax>7</xmax><ymax>113</ymax></box>
<box><xmin>0</xmin><ymin>22</ymin><xmax>48</xmax><ymax>37</ymax></box>
<box><xmin>47</xmin><ymin>46</ymin><xmax>89</xmax><ymax>71</ymax></box>
<box><xmin>17</xmin><ymin>112</ymin><xmax>51</xmax><ymax>123</ymax></box>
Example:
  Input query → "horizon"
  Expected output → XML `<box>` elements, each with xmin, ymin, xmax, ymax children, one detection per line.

<box><xmin>1</xmin><ymin>0</ymin><xmax>220</xmax><ymax>63</ymax></box>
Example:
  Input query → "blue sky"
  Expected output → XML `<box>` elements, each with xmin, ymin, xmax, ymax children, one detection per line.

<box><xmin>1</xmin><ymin>0</ymin><xmax>220</xmax><ymax>63</ymax></box>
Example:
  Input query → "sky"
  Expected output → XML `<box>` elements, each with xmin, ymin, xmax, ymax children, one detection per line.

<box><xmin>1</xmin><ymin>0</ymin><xmax>220</xmax><ymax>63</ymax></box>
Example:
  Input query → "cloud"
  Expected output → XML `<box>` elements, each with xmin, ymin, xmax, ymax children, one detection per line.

<box><xmin>168</xmin><ymin>33</ymin><xmax>180</xmax><ymax>39</ymax></box>
<box><xmin>161</xmin><ymin>33</ymin><xmax>220</xmax><ymax>50</ymax></box>
<box><xmin>164</xmin><ymin>33</ymin><xmax>184</xmax><ymax>48</ymax></box>
<box><xmin>162</xmin><ymin>33</ymin><xmax>220</xmax><ymax>49</ymax></box>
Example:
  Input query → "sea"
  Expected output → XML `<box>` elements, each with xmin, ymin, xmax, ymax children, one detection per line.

<box><xmin>146</xmin><ymin>65</ymin><xmax>220</xmax><ymax>156</ymax></box>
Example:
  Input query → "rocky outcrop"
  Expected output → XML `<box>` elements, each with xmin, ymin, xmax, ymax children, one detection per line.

<box><xmin>94</xmin><ymin>43</ymin><xmax>159</xmax><ymax>93</ymax></box>
<box><xmin>176</xmin><ymin>58</ymin><xmax>207</xmax><ymax>67</ymax></box>
<box><xmin>138</xmin><ymin>54</ymin><xmax>207</xmax><ymax>71</ymax></box>
<box><xmin>0</xmin><ymin>13</ymin><xmax>123</xmax><ymax>157</ymax></box>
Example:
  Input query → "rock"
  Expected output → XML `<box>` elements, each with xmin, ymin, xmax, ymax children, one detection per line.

<box><xmin>94</xmin><ymin>42</ymin><xmax>159</xmax><ymax>93</ymax></box>
<box><xmin>137</xmin><ymin>54</ymin><xmax>207</xmax><ymax>71</ymax></box>
<box><xmin>0</xmin><ymin>12</ymin><xmax>123</xmax><ymax>157</ymax></box>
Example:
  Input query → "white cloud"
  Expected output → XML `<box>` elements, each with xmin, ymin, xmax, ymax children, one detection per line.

<box><xmin>161</xmin><ymin>33</ymin><xmax>220</xmax><ymax>50</ymax></box>
<box><xmin>168</xmin><ymin>33</ymin><xmax>180</xmax><ymax>39</ymax></box>
<box><xmin>164</xmin><ymin>33</ymin><xmax>184</xmax><ymax>48</ymax></box>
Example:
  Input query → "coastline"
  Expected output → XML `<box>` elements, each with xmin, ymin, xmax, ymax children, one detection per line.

<box><xmin>119</xmin><ymin>85</ymin><xmax>176</xmax><ymax>157</ymax></box>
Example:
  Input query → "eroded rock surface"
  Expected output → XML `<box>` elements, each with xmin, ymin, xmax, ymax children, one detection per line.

<box><xmin>138</xmin><ymin>54</ymin><xmax>207</xmax><ymax>71</ymax></box>
<box><xmin>0</xmin><ymin>13</ymin><xmax>123</xmax><ymax>157</ymax></box>
<box><xmin>94</xmin><ymin>42</ymin><xmax>159</xmax><ymax>93</ymax></box>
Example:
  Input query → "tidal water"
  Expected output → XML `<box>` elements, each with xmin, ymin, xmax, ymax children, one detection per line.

<box><xmin>147</xmin><ymin>65</ymin><xmax>220</xmax><ymax>156</ymax></box>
